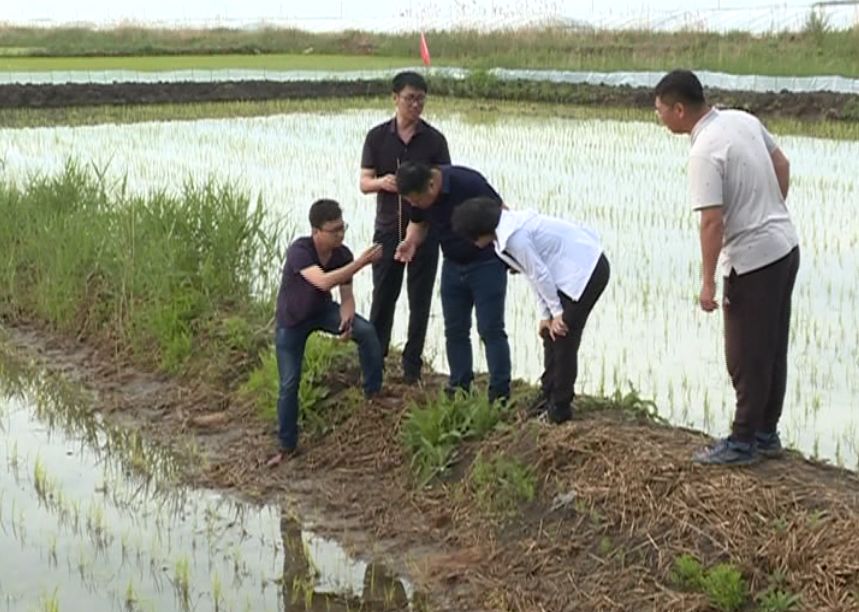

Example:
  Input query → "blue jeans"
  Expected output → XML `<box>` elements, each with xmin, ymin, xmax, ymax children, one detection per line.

<box><xmin>274</xmin><ymin>301</ymin><xmax>382</xmax><ymax>451</ymax></box>
<box><xmin>440</xmin><ymin>257</ymin><xmax>511</xmax><ymax>401</ymax></box>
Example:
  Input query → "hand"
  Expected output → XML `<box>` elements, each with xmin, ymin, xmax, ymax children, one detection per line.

<box><xmin>549</xmin><ymin>315</ymin><xmax>569</xmax><ymax>341</ymax></box>
<box><xmin>378</xmin><ymin>174</ymin><xmax>398</xmax><ymax>193</ymax></box>
<box><xmin>339</xmin><ymin>306</ymin><xmax>355</xmax><ymax>340</ymax></box>
<box><xmin>394</xmin><ymin>240</ymin><xmax>417</xmax><ymax>264</ymax></box>
<box><xmin>357</xmin><ymin>244</ymin><xmax>383</xmax><ymax>267</ymax></box>
<box><xmin>699</xmin><ymin>280</ymin><xmax>719</xmax><ymax>312</ymax></box>
<box><xmin>538</xmin><ymin>319</ymin><xmax>551</xmax><ymax>339</ymax></box>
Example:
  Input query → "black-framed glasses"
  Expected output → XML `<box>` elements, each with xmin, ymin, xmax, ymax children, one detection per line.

<box><xmin>320</xmin><ymin>222</ymin><xmax>348</xmax><ymax>234</ymax></box>
<box><xmin>399</xmin><ymin>93</ymin><xmax>426</xmax><ymax>105</ymax></box>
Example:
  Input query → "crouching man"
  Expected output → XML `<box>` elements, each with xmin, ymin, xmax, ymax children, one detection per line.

<box><xmin>268</xmin><ymin>199</ymin><xmax>383</xmax><ymax>467</ymax></box>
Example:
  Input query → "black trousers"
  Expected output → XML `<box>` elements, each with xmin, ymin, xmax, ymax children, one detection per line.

<box><xmin>369</xmin><ymin>229</ymin><xmax>439</xmax><ymax>378</ymax></box>
<box><xmin>540</xmin><ymin>254</ymin><xmax>610</xmax><ymax>409</ymax></box>
<box><xmin>725</xmin><ymin>247</ymin><xmax>800</xmax><ymax>442</ymax></box>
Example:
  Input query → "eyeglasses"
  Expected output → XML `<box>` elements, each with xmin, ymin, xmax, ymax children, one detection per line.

<box><xmin>320</xmin><ymin>222</ymin><xmax>348</xmax><ymax>234</ymax></box>
<box><xmin>399</xmin><ymin>93</ymin><xmax>426</xmax><ymax>106</ymax></box>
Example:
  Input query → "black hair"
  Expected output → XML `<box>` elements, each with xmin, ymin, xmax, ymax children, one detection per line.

<box><xmin>392</xmin><ymin>71</ymin><xmax>428</xmax><ymax>94</ymax></box>
<box><xmin>308</xmin><ymin>199</ymin><xmax>342</xmax><ymax>229</ymax></box>
<box><xmin>396</xmin><ymin>161</ymin><xmax>433</xmax><ymax>196</ymax></box>
<box><xmin>654</xmin><ymin>69</ymin><xmax>706</xmax><ymax>107</ymax></box>
<box><xmin>451</xmin><ymin>197</ymin><xmax>503</xmax><ymax>241</ymax></box>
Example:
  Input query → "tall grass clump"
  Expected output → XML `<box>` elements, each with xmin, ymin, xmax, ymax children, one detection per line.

<box><xmin>402</xmin><ymin>390</ymin><xmax>512</xmax><ymax>486</ymax></box>
<box><xmin>0</xmin><ymin>161</ymin><xmax>282</xmax><ymax>380</ymax></box>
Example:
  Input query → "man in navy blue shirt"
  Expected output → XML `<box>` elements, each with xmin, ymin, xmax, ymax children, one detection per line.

<box><xmin>394</xmin><ymin>162</ymin><xmax>511</xmax><ymax>403</ymax></box>
<box><xmin>269</xmin><ymin>199</ymin><xmax>383</xmax><ymax>467</ymax></box>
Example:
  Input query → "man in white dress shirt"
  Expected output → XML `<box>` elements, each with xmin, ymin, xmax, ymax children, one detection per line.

<box><xmin>655</xmin><ymin>69</ymin><xmax>800</xmax><ymax>466</ymax></box>
<box><xmin>452</xmin><ymin>197</ymin><xmax>610</xmax><ymax>424</ymax></box>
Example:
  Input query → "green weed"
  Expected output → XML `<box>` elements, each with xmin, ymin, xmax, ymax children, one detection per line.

<box><xmin>670</xmin><ymin>553</ymin><xmax>705</xmax><ymax>590</ymax></box>
<box><xmin>402</xmin><ymin>390</ymin><xmax>511</xmax><ymax>486</ymax></box>
<box><xmin>671</xmin><ymin>554</ymin><xmax>748</xmax><ymax>611</ymax></box>
<box><xmin>468</xmin><ymin>452</ymin><xmax>535</xmax><ymax>518</ymax></box>
<box><xmin>701</xmin><ymin>563</ymin><xmax>747</xmax><ymax>612</ymax></box>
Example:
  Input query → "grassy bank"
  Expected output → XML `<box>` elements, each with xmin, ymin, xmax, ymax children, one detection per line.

<box><xmin>0</xmin><ymin>53</ymin><xmax>414</xmax><ymax>72</ymax></box>
<box><xmin>2</xmin><ymin>91</ymin><xmax>859</xmax><ymax>142</ymax></box>
<box><xmin>0</xmin><ymin>164</ymin><xmax>282</xmax><ymax>382</ymax></box>
<box><xmin>1</xmin><ymin>25</ymin><xmax>858</xmax><ymax>76</ymax></box>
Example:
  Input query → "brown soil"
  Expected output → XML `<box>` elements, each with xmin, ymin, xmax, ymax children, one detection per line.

<box><xmin>0</xmin><ymin>79</ymin><xmax>856</xmax><ymax>123</ymax></box>
<box><xmin>2</xmin><ymin>318</ymin><xmax>859</xmax><ymax>611</ymax></box>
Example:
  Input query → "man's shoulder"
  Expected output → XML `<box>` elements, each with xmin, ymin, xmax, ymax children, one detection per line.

<box><xmin>418</xmin><ymin>119</ymin><xmax>447</xmax><ymax>138</ymax></box>
<box><xmin>286</xmin><ymin>236</ymin><xmax>314</xmax><ymax>257</ymax></box>
<box><xmin>365</xmin><ymin>118</ymin><xmax>395</xmax><ymax>139</ymax></box>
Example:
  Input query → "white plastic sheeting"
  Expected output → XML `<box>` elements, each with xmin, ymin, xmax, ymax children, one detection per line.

<box><xmin>2</xmin><ymin>66</ymin><xmax>857</xmax><ymax>94</ymax></box>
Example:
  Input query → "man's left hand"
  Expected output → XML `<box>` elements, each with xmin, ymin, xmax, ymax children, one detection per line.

<box><xmin>699</xmin><ymin>280</ymin><xmax>719</xmax><ymax>312</ymax></box>
<box><xmin>339</xmin><ymin>308</ymin><xmax>355</xmax><ymax>340</ymax></box>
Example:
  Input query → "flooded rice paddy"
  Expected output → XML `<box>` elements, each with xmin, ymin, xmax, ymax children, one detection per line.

<box><xmin>0</xmin><ymin>346</ymin><xmax>422</xmax><ymax>611</ymax></box>
<box><xmin>1</xmin><ymin>108</ymin><xmax>857</xmax><ymax>468</ymax></box>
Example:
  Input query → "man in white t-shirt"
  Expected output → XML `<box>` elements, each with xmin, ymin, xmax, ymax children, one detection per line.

<box><xmin>655</xmin><ymin>69</ymin><xmax>800</xmax><ymax>466</ymax></box>
<box><xmin>451</xmin><ymin>196</ymin><xmax>610</xmax><ymax>424</ymax></box>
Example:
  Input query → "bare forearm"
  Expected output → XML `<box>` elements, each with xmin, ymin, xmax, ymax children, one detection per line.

<box><xmin>771</xmin><ymin>149</ymin><xmax>790</xmax><ymax>200</ymax></box>
<box><xmin>700</xmin><ymin>216</ymin><xmax>723</xmax><ymax>285</ymax></box>
<box><xmin>360</xmin><ymin>175</ymin><xmax>383</xmax><ymax>194</ymax></box>
<box><xmin>317</xmin><ymin>261</ymin><xmax>364</xmax><ymax>292</ymax></box>
<box><xmin>404</xmin><ymin>221</ymin><xmax>429</xmax><ymax>247</ymax></box>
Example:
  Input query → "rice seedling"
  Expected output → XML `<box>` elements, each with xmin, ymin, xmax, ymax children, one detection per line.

<box><xmin>173</xmin><ymin>555</ymin><xmax>191</xmax><ymax>608</ymax></box>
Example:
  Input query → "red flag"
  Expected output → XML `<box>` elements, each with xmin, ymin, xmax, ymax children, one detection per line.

<box><xmin>419</xmin><ymin>32</ymin><xmax>431</xmax><ymax>67</ymax></box>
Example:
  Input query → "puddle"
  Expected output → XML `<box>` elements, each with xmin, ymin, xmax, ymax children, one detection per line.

<box><xmin>0</xmin><ymin>344</ymin><xmax>425</xmax><ymax>611</ymax></box>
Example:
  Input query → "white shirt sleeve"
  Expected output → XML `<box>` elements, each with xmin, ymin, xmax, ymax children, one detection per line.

<box><xmin>760</xmin><ymin>124</ymin><xmax>777</xmax><ymax>153</ymax></box>
<box><xmin>506</xmin><ymin>230</ymin><xmax>563</xmax><ymax>318</ymax></box>
<box><xmin>688</xmin><ymin>155</ymin><xmax>724</xmax><ymax>211</ymax></box>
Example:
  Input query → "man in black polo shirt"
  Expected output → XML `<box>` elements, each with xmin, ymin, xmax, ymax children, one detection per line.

<box><xmin>360</xmin><ymin>71</ymin><xmax>450</xmax><ymax>384</ymax></box>
<box><xmin>394</xmin><ymin>162</ymin><xmax>511</xmax><ymax>403</ymax></box>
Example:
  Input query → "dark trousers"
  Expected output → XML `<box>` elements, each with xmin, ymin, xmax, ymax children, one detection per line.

<box><xmin>369</xmin><ymin>229</ymin><xmax>439</xmax><ymax>378</ymax></box>
<box><xmin>441</xmin><ymin>256</ymin><xmax>511</xmax><ymax>402</ymax></box>
<box><xmin>540</xmin><ymin>254</ymin><xmax>611</xmax><ymax>409</ymax></box>
<box><xmin>724</xmin><ymin>247</ymin><xmax>800</xmax><ymax>442</ymax></box>
<box><xmin>275</xmin><ymin>302</ymin><xmax>382</xmax><ymax>451</ymax></box>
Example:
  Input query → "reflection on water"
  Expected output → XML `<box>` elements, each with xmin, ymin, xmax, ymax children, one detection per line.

<box><xmin>0</xmin><ymin>342</ymin><xmax>423</xmax><ymax>611</ymax></box>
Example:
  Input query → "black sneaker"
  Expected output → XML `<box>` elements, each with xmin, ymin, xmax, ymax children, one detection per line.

<box><xmin>547</xmin><ymin>403</ymin><xmax>572</xmax><ymax>424</ymax></box>
<box><xmin>692</xmin><ymin>437</ymin><xmax>759</xmax><ymax>466</ymax></box>
<box><xmin>402</xmin><ymin>367</ymin><xmax>421</xmax><ymax>385</ymax></box>
<box><xmin>755</xmin><ymin>431</ymin><xmax>784</xmax><ymax>458</ymax></box>
<box><xmin>525</xmin><ymin>393</ymin><xmax>550</xmax><ymax>418</ymax></box>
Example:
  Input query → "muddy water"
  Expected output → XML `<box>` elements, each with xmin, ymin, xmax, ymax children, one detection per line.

<box><xmin>0</xmin><ymin>347</ymin><xmax>423</xmax><ymax>612</ymax></box>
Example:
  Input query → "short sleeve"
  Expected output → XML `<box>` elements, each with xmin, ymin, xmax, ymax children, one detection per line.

<box><xmin>435</xmin><ymin>133</ymin><xmax>451</xmax><ymax>165</ymax></box>
<box><xmin>286</xmin><ymin>241</ymin><xmax>315</xmax><ymax>273</ymax></box>
<box><xmin>336</xmin><ymin>245</ymin><xmax>354</xmax><ymax>267</ymax></box>
<box><xmin>411</xmin><ymin>207</ymin><xmax>427</xmax><ymax>223</ymax></box>
<box><xmin>688</xmin><ymin>155</ymin><xmax>723</xmax><ymax>211</ymax></box>
<box><xmin>760</xmin><ymin>124</ymin><xmax>777</xmax><ymax>154</ymax></box>
<box><xmin>360</xmin><ymin>130</ymin><xmax>376</xmax><ymax>169</ymax></box>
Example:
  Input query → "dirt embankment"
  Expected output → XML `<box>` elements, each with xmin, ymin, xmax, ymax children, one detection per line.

<box><xmin>2</xmin><ymin>318</ymin><xmax>858</xmax><ymax>611</ymax></box>
<box><xmin>0</xmin><ymin>78</ymin><xmax>857</xmax><ymax>123</ymax></box>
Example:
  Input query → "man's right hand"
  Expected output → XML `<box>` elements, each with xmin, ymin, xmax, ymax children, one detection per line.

<box><xmin>358</xmin><ymin>244</ymin><xmax>383</xmax><ymax>267</ymax></box>
<box><xmin>378</xmin><ymin>174</ymin><xmax>398</xmax><ymax>193</ymax></box>
<box><xmin>394</xmin><ymin>240</ymin><xmax>417</xmax><ymax>263</ymax></box>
